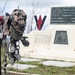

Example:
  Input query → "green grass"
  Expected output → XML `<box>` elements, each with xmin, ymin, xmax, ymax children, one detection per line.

<box><xmin>7</xmin><ymin>64</ymin><xmax>75</xmax><ymax>75</ymax></box>
<box><xmin>6</xmin><ymin>60</ymin><xmax>75</xmax><ymax>75</ymax></box>
<box><xmin>1</xmin><ymin>47</ymin><xmax>5</xmax><ymax>57</ymax></box>
<box><xmin>1</xmin><ymin>48</ymin><xmax>75</xmax><ymax>75</ymax></box>
<box><xmin>1</xmin><ymin>48</ymin><xmax>5</xmax><ymax>64</ymax></box>
<box><xmin>16</xmin><ymin>60</ymin><xmax>40</xmax><ymax>65</ymax></box>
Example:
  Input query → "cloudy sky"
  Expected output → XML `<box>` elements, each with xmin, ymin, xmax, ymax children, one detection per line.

<box><xmin>0</xmin><ymin>0</ymin><xmax>75</xmax><ymax>32</ymax></box>
<box><xmin>1</xmin><ymin>0</ymin><xmax>75</xmax><ymax>15</ymax></box>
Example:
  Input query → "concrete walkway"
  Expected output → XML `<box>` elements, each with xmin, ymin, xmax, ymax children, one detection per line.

<box><xmin>20</xmin><ymin>58</ymin><xmax>41</xmax><ymax>62</ymax></box>
<box><xmin>7</xmin><ymin>63</ymin><xmax>37</xmax><ymax>70</ymax></box>
<box><xmin>7</xmin><ymin>57</ymin><xmax>75</xmax><ymax>70</ymax></box>
<box><xmin>41</xmin><ymin>61</ymin><xmax>75</xmax><ymax>67</ymax></box>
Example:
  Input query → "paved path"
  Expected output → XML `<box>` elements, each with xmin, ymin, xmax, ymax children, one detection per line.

<box><xmin>7</xmin><ymin>57</ymin><xmax>75</xmax><ymax>70</ymax></box>
<box><xmin>20</xmin><ymin>58</ymin><xmax>41</xmax><ymax>62</ymax></box>
<box><xmin>7</xmin><ymin>63</ymin><xmax>37</xmax><ymax>70</ymax></box>
<box><xmin>41</xmin><ymin>60</ymin><xmax>75</xmax><ymax>67</ymax></box>
<box><xmin>4</xmin><ymin>57</ymin><xmax>75</xmax><ymax>75</ymax></box>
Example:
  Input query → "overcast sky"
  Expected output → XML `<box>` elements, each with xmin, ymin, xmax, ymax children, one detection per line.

<box><xmin>1</xmin><ymin>0</ymin><xmax>75</xmax><ymax>15</ymax></box>
<box><xmin>0</xmin><ymin>0</ymin><xmax>75</xmax><ymax>32</ymax></box>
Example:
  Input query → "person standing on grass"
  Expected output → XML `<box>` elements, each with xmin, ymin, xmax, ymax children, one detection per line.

<box><xmin>0</xmin><ymin>15</ymin><xmax>4</xmax><ymax>75</ymax></box>
<box><xmin>0</xmin><ymin>13</ymin><xmax>10</xmax><ymax>74</ymax></box>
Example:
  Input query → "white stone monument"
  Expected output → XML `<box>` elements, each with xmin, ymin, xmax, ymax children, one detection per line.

<box><xmin>19</xmin><ymin>6</ymin><xmax>75</xmax><ymax>62</ymax></box>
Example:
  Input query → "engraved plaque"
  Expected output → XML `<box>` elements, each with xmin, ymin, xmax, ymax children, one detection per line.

<box><xmin>51</xmin><ymin>7</ymin><xmax>75</xmax><ymax>24</ymax></box>
<box><xmin>54</xmin><ymin>31</ymin><xmax>68</xmax><ymax>44</ymax></box>
<box><xmin>35</xmin><ymin>33</ymin><xmax>51</xmax><ymax>44</ymax></box>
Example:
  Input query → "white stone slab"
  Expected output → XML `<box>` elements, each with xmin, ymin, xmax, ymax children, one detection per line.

<box><xmin>20</xmin><ymin>58</ymin><xmax>41</xmax><ymax>62</ymax></box>
<box><xmin>41</xmin><ymin>61</ymin><xmax>75</xmax><ymax>67</ymax></box>
<box><xmin>7</xmin><ymin>64</ymin><xmax>37</xmax><ymax>70</ymax></box>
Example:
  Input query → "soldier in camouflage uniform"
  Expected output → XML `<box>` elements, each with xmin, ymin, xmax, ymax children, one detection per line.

<box><xmin>3</xmin><ymin>9</ymin><xmax>27</xmax><ymax>65</ymax></box>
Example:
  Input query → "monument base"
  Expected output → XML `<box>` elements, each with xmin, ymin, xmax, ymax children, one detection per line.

<box><xmin>20</xmin><ymin>25</ymin><xmax>75</xmax><ymax>62</ymax></box>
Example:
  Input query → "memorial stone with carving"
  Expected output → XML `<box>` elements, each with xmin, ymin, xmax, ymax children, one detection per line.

<box><xmin>20</xmin><ymin>6</ymin><xmax>75</xmax><ymax>62</ymax></box>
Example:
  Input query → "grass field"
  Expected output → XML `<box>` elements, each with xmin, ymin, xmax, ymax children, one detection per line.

<box><xmin>1</xmin><ymin>47</ymin><xmax>75</xmax><ymax>75</ymax></box>
<box><xmin>6</xmin><ymin>61</ymin><xmax>75</xmax><ymax>75</ymax></box>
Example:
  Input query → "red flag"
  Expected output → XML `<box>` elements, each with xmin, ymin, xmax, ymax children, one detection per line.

<box><xmin>0</xmin><ymin>16</ymin><xmax>3</xmax><ymax>21</ymax></box>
